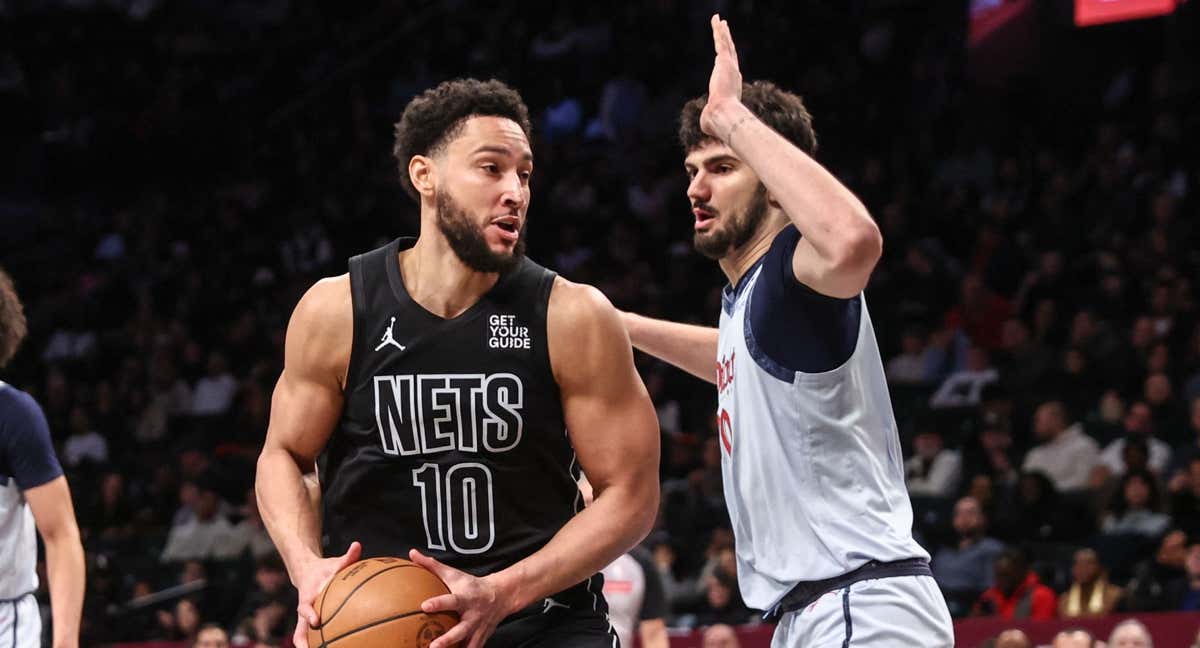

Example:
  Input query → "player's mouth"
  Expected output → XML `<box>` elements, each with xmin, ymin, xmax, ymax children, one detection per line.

<box><xmin>489</xmin><ymin>215</ymin><xmax>521</xmax><ymax>243</ymax></box>
<box><xmin>693</xmin><ymin>207</ymin><xmax>717</xmax><ymax>231</ymax></box>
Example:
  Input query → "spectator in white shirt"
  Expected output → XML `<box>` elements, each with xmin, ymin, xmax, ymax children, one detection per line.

<box><xmin>930</xmin><ymin>346</ymin><xmax>999</xmax><ymax>409</ymax></box>
<box><xmin>161</xmin><ymin>481</ymin><xmax>241</xmax><ymax>562</ymax></box>
<box><xmin>905</xmin><ymin>420</ymin><xmax>961</xmax><ymax>497</ymax></box>
<box><xmin>192</xmin><ymin>352</ymin><xmax>238</xmax><ymax>416</ymax></box>
<box><xmin>1100</xmin><ymin>401</ymin><xmax>1173</xmax><ymax>477</ymax></box>
<box><xmin>1023</xmin><ymin>401</ymin><xmax>1100</xmax><ymax>492</ymax></box>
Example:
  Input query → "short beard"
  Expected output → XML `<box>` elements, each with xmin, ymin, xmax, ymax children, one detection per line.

<box><xmin>693</xmin><ymin>184</ymin><xmax>770</xmax><ymax>260</ymax></box>
<box><xmin>436</xmin><ymin>189</ymin><xmax>525</xmax><ymax>274</ymax></box>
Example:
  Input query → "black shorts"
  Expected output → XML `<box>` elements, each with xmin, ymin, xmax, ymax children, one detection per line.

<box><xmin>486</xmin><ymin>607</ymin><xmax>618</xmax><ymax>648</ymax></box>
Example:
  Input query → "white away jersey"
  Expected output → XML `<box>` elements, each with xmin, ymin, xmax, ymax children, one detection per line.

<box><xmin>714</xmin><ymin>228</ymin><xmax>927</xmax><ymax>611</ymax></box>
<box><xmin>0</xmin><ymin>382</ymin><xmax>63</xmax><ymax>599</ymax></box>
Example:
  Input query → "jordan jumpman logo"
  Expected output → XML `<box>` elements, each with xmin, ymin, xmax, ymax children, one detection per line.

<box><xmin>375</xmin><ymin>316</ymin><xmax>406</xmax><ymax>351</ymax></box>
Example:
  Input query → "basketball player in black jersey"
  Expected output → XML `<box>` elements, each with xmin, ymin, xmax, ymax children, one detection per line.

<box><xmin>255</xmin><ymin>79</ymin><xmax>661</xmax><ymax>648</ymax></box>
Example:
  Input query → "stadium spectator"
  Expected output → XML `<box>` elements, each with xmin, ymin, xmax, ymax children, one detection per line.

<box><xmin>1169</xmin><ymin>542</ymin><xmax>1200</xmax><ymax>611</ymax></box>
<box><xmin>1100</xmin><ymin>402</ymin><xmax>1173</xmax><ymax>477</ymax></box>
<box><xmin>193</xmin><ymin>623</ymin><xmax>230</xmax><ymax>648</ymax></box>
<box><xmin>701</xmin><ymin>624</ymin><xmax>741</xmax><ymax>648</ymax></box>
<box><xmin>973</xmin><ymin>549</ymin><xmax>1057</xmax><ymax>620</ymax></box>
<box><xmin>1052</xmin><ymin>629</ymin><xmax>1097</xmax><ymax>648</ymax></box>
<box><xmin>1059</xmin><ymin>549</ymin><xmax>1122</xmax><ymax>618</ymax></box>
<box><xmin>160</xmin><ymin>480</ymin><xmax>240</xmax><ymax>562</ymax></box>
<box><xmin>905</xmin><ymin>418</ymin><xmax>962</xmax><ymax>497</ymax></box>
<box><xmin>1101</xmin><ymin>469</ymin><xmax>1171</xmax><ymax>539</ymax></box>
<box><xmin>1124</xmin><ymin>529</ymin><xmax>1188</xmax><ymax>612</ymax></box>
<box><xmin>1107</xmin><ymin>618</ymin><xmax>1155</xmax><ymax>648</ymax></box>
<box><xmin>1023</xmin><ymin>401</ymin><xmax>1100</xmax><ymax>493</ymax></box>
<box><xmin>932</xmin><ymin>496</ymin><xmax>1006</xmax><ymax>616</ymax></box>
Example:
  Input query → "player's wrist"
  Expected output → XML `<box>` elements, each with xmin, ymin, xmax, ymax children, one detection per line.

<box><xmin>708</xmin><ymin>100</ymin><xmax>753</xmax><ymax>143</ymax></box>
<box><xmin>485</xmin><ymin>567</ymin><xmax>526</xmax><ymax>616</ymax></box>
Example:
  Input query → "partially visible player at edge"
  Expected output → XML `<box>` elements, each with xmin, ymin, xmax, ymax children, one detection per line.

<box><xmin>255</xmin><ymin>79</ymin><xmax>660</xmax><ymax>648</ymax></box>
<box><xmin>0</xmin><ymin>268</ymin><xmax>86</xmax><ymax>648</ymax></box>
<box><xmin>620</xmin><ymin>17</ymin><xmax>953</xmax><ymax>646</ymax></box>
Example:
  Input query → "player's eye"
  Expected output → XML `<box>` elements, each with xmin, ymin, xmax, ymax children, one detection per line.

<box><xmin>482</xmin><ymin>163</ymin><xmax>500</xmax><ymax>174</ymax></box>
<box><xmin>716</xmin><ymin>164</ymin><xmax>733</xmax><ymax>174</ymax></box>
<box><xmin>519</xmin><ymin>170</ymin><xmax>532</xmax><ymax>181</ymax></box>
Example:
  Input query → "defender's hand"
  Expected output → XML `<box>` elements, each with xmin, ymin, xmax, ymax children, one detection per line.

<box><xmin>700</xmin><ymin>14</ymin><xmax>745</xmax><ymax>141</ymax></box>
<box><xmin>411</xmin><ymin>549</ymin><xmax>512</xmax><ymax>648</ymax></box>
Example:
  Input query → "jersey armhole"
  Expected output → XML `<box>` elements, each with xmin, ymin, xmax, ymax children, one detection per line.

<box><xmin>534</xmin><ymin>269</ymin><xmax>558</xmax><ymax>385</ymax></box>
<box><xmin>342</xmin><ymin>253</ymin><xmax>369</xmax><ymax>396</ymax></box>
<box><xmin>745</xmin><ymin>226</ymin><xmax>861</xmax><ymax>376</ymax></box>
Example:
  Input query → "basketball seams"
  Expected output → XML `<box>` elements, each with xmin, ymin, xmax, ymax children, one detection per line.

<box><xmin>317</xmin><ymin>563</ymin><xmax>426</xmax><ymax>629</ymax></box>
<box><xmin>321</xmin><ymin>610</ymin><xmax>455</xmax><ymax>646</ymax></box>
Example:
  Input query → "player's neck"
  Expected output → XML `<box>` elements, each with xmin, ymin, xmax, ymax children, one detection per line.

<box><xmin>718</xmin><ymin>221</ymin><xmax>788</xmax><ymax>286</ymax></box>
<box><xmin>399</xmin><ymin>235</ymin><xmax>500</xmax><ymax>319</ymax></box>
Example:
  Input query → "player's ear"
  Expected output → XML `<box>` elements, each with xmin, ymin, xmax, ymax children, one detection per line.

<box><xmin>409</xmin><ymin>155</ymin><xmax>437</xmax><ymax>199</ymax></box>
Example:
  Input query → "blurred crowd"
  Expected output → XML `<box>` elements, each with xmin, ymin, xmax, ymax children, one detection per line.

<box><xmin>3</xmin><ymin>0</ymin><xmax>1200</xmax><ymax>646</ymax></box>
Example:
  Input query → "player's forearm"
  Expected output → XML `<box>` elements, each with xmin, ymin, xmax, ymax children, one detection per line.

<box><xmin>44</xmin><ymin>532</ymin><xmax>85</xmax><ymax>648</ymax></box>
<box><xmin>710</xmin><ymin>101</ymin><xmax>881</xmax><ymax>268</ymax></box>
<box><xmin>489</xmin><ymin>480</ymin><xmax>659</xmax><ymax>614</ymax></box>
<box><xmin>256</xmin><ymin>448</ymin><xmax>324</xmax><ymax>580</ymax></box>
<box><xmin>621</xmin><ymin>312</ymin><xmax>718</xmax><ymax>384</ymax></box>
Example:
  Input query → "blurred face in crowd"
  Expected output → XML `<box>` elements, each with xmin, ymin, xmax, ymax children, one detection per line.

<box><xmin>1144</xmin><ymin>373</ymin><xmax>1171</xmax><ymax>406</ymax></box>
<box><xmin>707</xmin><ymin>577</ymin><xmax>733</xmax><ymax>609</ymax></box>
<box><xmin>1186</xmin><ymin>544</ymin><xmax>1200</xmax><ymax>579</ymax></box>
<box><xmin>424</xmin><ymin>116</ymin><xmax>532</xmax><ymax>273</ymax></box>
<box><xmin>1072</xmin><ymin>549</ymin><xmax>1101</xmax><ymax>586</ymax></box>
<box><xmin>1157</xmin><ymin>530</ymin><xmax>1187</xmax><ymax>568</ymax></box>
<box><xmin>995</xmin><ymin>629</ymin><xmax>1032</xmax><ymax>648</ymax></box>
<box><xmin>702</xmin><ymin>624</ymin><xmax>740</xmax><ymax>648</ymax></box>
<box><xmin>1125</xmin><ymin>402</ymin><xmax>1153</xmax><ymax>436</ymax></box>
<box><xmin>1124</xmin><ymin>474</ymin><xmax>1151</xmax><ymax>509</ymax></box>
<box><xmin>685</xmin><ymin>143</ymin><xmax>774</xmax><ymax>260</ymax></box>
<box><xmin>1053</xmin><ymin>630</ymin><xmax>1094</xmax><ymax>648</ymax></box>
<box><xmin>194</xmin><ymin>626</ymin><xmax>229</xmax><ymax>648</ymax></box>
<box><xmin>1108</xmin><ymin>621</ymin><xmax>1153</xmax><ymax>648</ymax></box>
<box><xmin>914</xmin><ymin>431</ymin><xmax>942</xmax><ymax>459</ymax></box>
<box><xmin>176</xmin><ymin>598</ymin><xmax>200</xmax><ymax>635</ymax></box>
<box><xmin>1190</xmin><ymin>397</ymin><xmax>1200</xmax><ymax>435</ymax></box>
<box><xmin>994</xmin><ymin>555</ymin><xmax>1025</xmax><ymax>596</ymax></box>
<box><xmin>953</xmin><ymin>497</ymin><xmax>985</xmax><ymax>539</ymax></box>
<box><xmin>1034</xmin><ymin>402</ymin><xmax>1066</xmax><ymax>441</ymax></box>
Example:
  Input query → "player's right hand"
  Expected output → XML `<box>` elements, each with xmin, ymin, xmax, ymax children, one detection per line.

<box><xmin>291</xmin><ymin>541</ymin><xmax>362</xmax><ymax>648</ymax></box>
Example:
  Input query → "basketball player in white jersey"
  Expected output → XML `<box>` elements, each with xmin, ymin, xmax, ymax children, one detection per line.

<box><xmin>621</xmin><ymin>17</ymin><xmax>954</xmax><ymax>646</ymax></box>
<box><xmin>0</xmin><ymin>268</ymin><xmax>86</xmax><ymax>648</ymax></box>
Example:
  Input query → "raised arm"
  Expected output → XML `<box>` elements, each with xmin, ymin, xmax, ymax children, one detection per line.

<box><xmin>620</xmin><ymin>311</ymin><xmax>718</xmax><ymax>384</ymax></box>
<box><xmin>702</xmin><ymin>15</ymin><xmax>882</xmax><ymax>298</ymax></box>
<box><xmin>26</xmin><ymin>477</ymin><xmax>84</xmax><ymax>648</ymax></box>
<box><xmin>412</xmin><ymin>278</ymin><xmax>661</xmax><ymax>648</ymax></box>
<box><xmin>255</xmin><ymin>275</ymin><xmax>361</xmax><ymax>648</ymax></box>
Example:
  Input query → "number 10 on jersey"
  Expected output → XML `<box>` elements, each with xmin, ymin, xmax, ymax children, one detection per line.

<box><xmin>412</xmin><ymin>462</ymin><xmax>496</xmax><ymax>554</ymax></box>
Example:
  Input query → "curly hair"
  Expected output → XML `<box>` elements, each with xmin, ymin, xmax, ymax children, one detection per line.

<box><xmin>0</xmin><ymin>268</ymin><xmax>27</xmax><ymax>368</ymax></box>
<box><xmin>679</xmin><ymin>80</ymin><xmax>817</xmax><ymax>156</ymax></box>
<box><xmin>393</xmin><ymin>78</ymin><xmax>533</xmax><ymax>202</ymax></box>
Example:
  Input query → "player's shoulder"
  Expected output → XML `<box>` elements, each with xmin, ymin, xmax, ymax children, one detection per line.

<box><xmin>0</xmin><ymin>381</ymin><xmax>42</xmax><ymax>421</ymax></box>
<box><xmin>291</xmin><ymin>274</ymin><xmax>352</xmax><ymax>329</ymax></box>
<box><xmin>547</xmin><ymin>277</ymin><xmax>619</xmax><ymax>329</ymax></box>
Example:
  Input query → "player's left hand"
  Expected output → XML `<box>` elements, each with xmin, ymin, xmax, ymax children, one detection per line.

<box><xmin>700</xmin><ymin>14</ymin><xmax>744</xmax><ymax>141</ymax></box>
<box><xmin>410</xmin><ymin>548</ymin><xmax>512</xmax><ymax>648</ymax></box>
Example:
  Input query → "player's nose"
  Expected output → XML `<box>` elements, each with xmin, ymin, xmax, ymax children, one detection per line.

<box><xmin>687</xmin><ymin>172</ymin><xmax>710</xmax><ymax>203</ymax></box>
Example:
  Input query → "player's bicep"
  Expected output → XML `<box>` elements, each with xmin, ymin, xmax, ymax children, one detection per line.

<box><xmin>25</xmin><ymin>476</ymin><xmax>80</xmax><ymax>541</ymax></box>
<box><xmin>551</xmin><ymin>283</ymin><xmax>659</xmax><ymax>495</ymax></box>
<box><xmin>264</xmin><ymin>277</ymin><xmax>352</xmax><ymax>464</ymax></box>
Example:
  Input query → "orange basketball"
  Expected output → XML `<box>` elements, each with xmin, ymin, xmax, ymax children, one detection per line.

<box><xmin>307</xmin><ymin>557</ymin><xmax>459</xmax><ymax>648</ymax></box>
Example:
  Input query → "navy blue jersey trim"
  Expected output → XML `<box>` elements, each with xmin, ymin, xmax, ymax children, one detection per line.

<box><xmin>743</xmin><ymin>287</ymin><xmax>798</xmax><ymax>382</ymax></box>
<box><xmin>721</xmin><ymin>260</ymin><xmax>766</xmax><ymax>317</ymax></box>
<box><xmin>841</xmin><ymin>587</ymin><xmax>853</xmax><ymax>648</ymax></box>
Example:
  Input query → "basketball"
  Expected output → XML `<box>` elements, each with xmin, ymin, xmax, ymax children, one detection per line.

<box><xmin>307</xmin><ymin>557</ymin><xmax>459</xmax><ymax>648</ymax></box>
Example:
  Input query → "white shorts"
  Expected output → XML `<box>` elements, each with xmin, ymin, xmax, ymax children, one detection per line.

<box><xmin>770</xmin><ymin>575</ymin><xmax>953</xmax><ymax>648</ymax></box>
<box><xmin>0</xmin><ymin>594</ymin><xmax>41</xmax><ymax>648</ymax></box>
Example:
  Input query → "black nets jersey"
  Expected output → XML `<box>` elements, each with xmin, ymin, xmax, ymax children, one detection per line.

<box><xmin>319</xmin><ymin>238</ymin><xmax>606</xmax><ymax>614</ymax></box>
